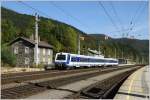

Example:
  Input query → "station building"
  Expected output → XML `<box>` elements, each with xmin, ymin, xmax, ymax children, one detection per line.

<box><xmin>9</xmin><ymin>37</ymin><xmax>53</xmax><ymax>67</ymax></box>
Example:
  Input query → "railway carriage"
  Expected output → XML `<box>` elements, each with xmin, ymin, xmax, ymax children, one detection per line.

<box><xmin>54</xmin><ymin>52</ymin><xmax>118</xmax><ymax>69</ymax></box>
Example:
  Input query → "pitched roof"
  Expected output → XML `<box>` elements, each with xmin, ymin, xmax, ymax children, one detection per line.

<box><xmin>9</xmin><ymin>37</ymin><xmax>53</xmax><ymax>49</ymax></box>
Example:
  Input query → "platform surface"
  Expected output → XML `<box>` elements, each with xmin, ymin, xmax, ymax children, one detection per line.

<box><xmin>114</xmin><ymin>65</ymin><xmax>150</xmax><ymax>100</ymax></box>
<box><xmin>27</xmin><ymin>67</ymin><xmax>136</xmax><ymax>99</ymax></box>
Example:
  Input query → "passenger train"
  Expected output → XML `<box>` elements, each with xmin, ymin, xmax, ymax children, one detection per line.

<box><xmin>54</xmin><ymin>52</ymin><xmax>118</xmax><ymax>69</ymax></box>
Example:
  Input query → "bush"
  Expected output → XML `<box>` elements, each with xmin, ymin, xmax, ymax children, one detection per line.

<box><xmin>21</xmin><ymin>69</ymin><xmax>26</xmax><ymax>72</ymax></box>
<box><xmin>31</xmin><ymin>63</ymin><xmax>44</xmax><ymax>68</ymax></box>
<box><xmin>1</xmin><ymin>44</ymin><xmax>16</xmax><ymax>67</ymax></box>
<box><xmin>38</xmin><ymin>63</ymin><xmax>44</xmax><ymax>68</ymax></box>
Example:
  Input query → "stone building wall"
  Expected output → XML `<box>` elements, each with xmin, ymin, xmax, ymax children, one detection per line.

<box><xmin>11</xmin><ymin>40</ymin><xmax>34</xmax><ymax>67</ymax></box>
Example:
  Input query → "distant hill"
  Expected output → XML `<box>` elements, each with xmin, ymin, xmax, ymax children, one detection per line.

<box><xmin>90</xmin><ymin>34</ymin><xmax>148</xmax><ymax>57</ymax></box>
<box><xmin>1</xmin><ymin>7</ymin><xmax>149</xmax><ymax>64</ymax></box>
<box><xmin>88</xmin><ymin>34</ymin><xmax>111</xmax><ymax>40</ymax></box>
<box><xmin>88</xmin><ymin>34</ymin><xmax>149</xmax><ymax>63</ymax></box>
<box><xmin>2</xmin><ymin>7</ymin><xmax>87</xmax><ymax>53</ymax></box>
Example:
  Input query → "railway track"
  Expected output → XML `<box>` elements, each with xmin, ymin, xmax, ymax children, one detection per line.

<box><xmin>65</xmin><ymin>69</ymin><xmax>137</xmax><ymax>99</ymax></box>
<box><xmin>2</xmin><ymin>65</ymin><xmax>137</xmax><ymax>85</ymax></box>
<box><xmin>2</xmin><ymin>68</ymin><xmax>102</xmax><ymax>85</ymax></box>
<box><xmin>1</xmin><ymin>65</ymin><xmax>143</xmax><ymax>99</ymax></box>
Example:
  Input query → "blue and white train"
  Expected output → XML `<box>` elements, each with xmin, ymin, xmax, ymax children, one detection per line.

<box><xmin>54</xmin><ymin>52</ymin><xmax>118</xmax><ymax>69</ymax></box>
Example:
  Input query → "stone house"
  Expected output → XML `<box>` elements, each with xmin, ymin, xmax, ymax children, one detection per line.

<box><xmin>9</xmin><ymin>37</ymin><xmax>53</xmax><ymax>67</ymax></box>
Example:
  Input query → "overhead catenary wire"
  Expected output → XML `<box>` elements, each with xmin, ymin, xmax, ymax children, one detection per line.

<box><xmin>130</xmin><ymin>5</ymin><xmax>146</xmax><ymax>30</ymax></box>
<box><xmin>50</xmin><ymin>1</ymin><xmax>92</xmax><ymax>54</ymax></box>
<box><xmin>129</xmin><ymin>2</ymin><xmax>143</xmax><ymax>27</ymax></box>
<box><xmin>49</xmin><ymin>1</ymin><xmax>95</xmax><ymax>32</ymax></box>
<box><xmin>98</xmin><ymin>2</ymin><xmax>122</xmax><ymax>35</ymax></box>
<box><xmin>109</xmin><ymin>28</ymin><xmax>130</xmax><ymax>33</ymax></box>
<box><xmin>127</xmin><ymin>2</ymin><xmax>146</xmax><ymax>37</ymax></box>
<box><xmin>17</xmin><ymin>1</ymin><xmax>146</xmax><ymax>40</ymax></box>
<box><xmin>49</xmin><ymin>1</ymin><xmax>100</xmax><ymax>54</ymax></box>
<box><xmin>109</xmin><ymin>2</ymin><xmax>125</xmax><ymax>34</ymax></box>
<box><xmin>18</xmin><ymin>1</ymin><xmax>92</xmax><ymax>35</ymax></box>
<box><xmin>19</xmin><ymin>1</ymin><xmax>96</xmax><ymax>34</ymax></box>
<box><xmin>18</xmin><ymin>1</ymin><xmax>52</xmax><ymax>18</ymax></box>
<box><xmin>19</xmin><ymin>1</ymin><xmax>96</xmax><ymax>53</ymax></box>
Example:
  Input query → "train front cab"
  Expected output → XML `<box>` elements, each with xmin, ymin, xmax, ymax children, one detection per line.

<box><xmin>55</xmin><ymin>53</ymin><xmax>71</xmax><ymax>70</ymax></box>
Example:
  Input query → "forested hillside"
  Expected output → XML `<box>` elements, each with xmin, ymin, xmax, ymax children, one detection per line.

<box><xmin>1</xmin><ymin>7</ymin><xmax>149</xmax><ymax>64</ymax></box>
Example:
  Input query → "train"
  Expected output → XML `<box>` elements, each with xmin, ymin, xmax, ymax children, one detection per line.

<box><xmin>53</xmin><ymin>52</ymin><xmax>118</xmax><ymax>69</ymax></box>
<box><xmin>118</xmin><ymin>58</ymin><xmax>127</xmax><ymax>64</ymax></box>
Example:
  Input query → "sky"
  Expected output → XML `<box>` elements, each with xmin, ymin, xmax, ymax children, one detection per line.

<box><xmin>1</xmin><ymin>1</ymin><xmax>149</xmax><ymax>40</ymax></box>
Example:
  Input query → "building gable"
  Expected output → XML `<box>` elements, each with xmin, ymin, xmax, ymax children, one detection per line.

<box><xmin>9</xmin><ymin>37</ymin><xmax>53</xmax><ymax>49</ymax></box>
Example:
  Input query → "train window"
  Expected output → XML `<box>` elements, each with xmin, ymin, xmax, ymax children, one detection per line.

<box><xmin>71</xmin><ymin>57</ymin><xmax>74</xmax><ymax>62</ymax></box>
<box><xmin>85</xmin><ymin>58</ymin><xmax>88</xmax><ymax>62</ymax></box>
<box><xmin>87</xmin><ymin>59</ymin><xmax>117</xmax><ymax>63</ymax></box>
<box><xmin>71</xmin><ymin>57</ymin><xmax>77</xmax><ymax>62</ymax></box>
<box><xmin>90</xmin><ymin>58</ymin><xmax>95</xmax><ymax>62</ymax></box>
<box><xmin>56</xmin><ymin>55</ymin><xmax>66</xmax><ymax>60</ymax></box>
<box><xmin>80</xmin><ymin>58</ymin><xmax>82</xmax><ymax>62</ymax></box>
<box><xmin>89</xmin><ymin>58</ymin><xmax>96</xmax><ymax>62</ymax></box>
<box><xmin>80</xmin><ymin>58</ymin><xmax>84</xmax><ymax>62</ymax></box>
<box><xmin>79</xmin><ymin>57</ymin><xmax>88</xmax><ymax>62</ymax></box>
<box><xmin>104</xmin><ymin>60</ymin><xmax>108</xmax><ymax>63</ymax></box>
<box><xmin>108</xmin><ymin>60</ymin><xmax>117</xmax><ymax>63</ymax></box>
<box><xmin>98</xmin><ymin>59</ymin><xmax>102</xmax><ymax>62</ymax></box>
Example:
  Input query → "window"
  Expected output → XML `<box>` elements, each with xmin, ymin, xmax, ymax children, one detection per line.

<box><xmin>25</xmin><ymin>47</ymin><xmax>29</xmax><ymax>54</ymax></box>
<box><xmin>56</xmin><ymin>55</ymin><xmax>66</xmax><ymax>60</ymax></box>
<box><xmin>109</xmin><ymin>60</ymin><xmax>117</xmax><ymax>63</ymax></box>
<box><xmin>43</xmin><ymin>57</ymin><xmax>45</xmax><ymax>62</ymax></box>
<box><xmin>48</xmin><ymin>49</ymin><xmax>51</xmax><ymax>55</ymax></box>
<box><xmin>48</xmin><ymin>58</ymin><xmax>51</xmax><ymax>64</ymax></box>
<box><xmin>71</xmin><ymin>57</ymin><xmax>77</xmax><ymax>62</ymax></box>
<box><xmin>80</xmin><ymin>57</ymin><xmax>88</xmax><ymax>62</ymax></box>
<box><xmin>43</xmin><ymin>48</ymin><xmax>45</xmax><ymax>55</ymax></box>
<box><xmin>14</xmin><ymin>46</ymin><xmax>18</xmax><ymax>54</ymax></box>
<box><xmin>88</xmin><ymin>58</ymin><xmax>105</xmax><ymax>63</ymax></box>
<box><xmin>25</xmin><ymin>57</ymin><xmax>30</xmax><ymax>64</ymax></box>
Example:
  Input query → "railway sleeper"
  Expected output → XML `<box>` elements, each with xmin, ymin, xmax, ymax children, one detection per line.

<box><xmin>1</xmin><ymin>67</ymin><xmax>139</xmax><ymax>99</ymax></box>
<box><xmin>70</xmin><ymin>70</ymin><xmax>136</xmax><ymax>99</ymax></box>
<box><xmin>28</xmin><ymin>82</ymin><xmax>76</xmax><ymax>93</ymax></box>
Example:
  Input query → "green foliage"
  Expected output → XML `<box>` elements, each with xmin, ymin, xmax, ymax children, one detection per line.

<box><xmin>2</xmin><ymin>7</ymin><xmax>79</xmax><ymax>54</ymax></box>
<box><xmin>1</xmin><ymin>7</ymin><xmax>149</xmax><ymax>64</ymax></box>
<box><xmin>1</xmin><ymin>19</ymin><xmax>17</xmax><ymax>43</ymax></box>
<box><xmin>1</xmin><ymin>44</ymin><xmax>16</xmax><ymax>67</ymax></box>
<box><xmin>31</xmin><ymin>63</ymin><xmax>44</xmax><ymax>68</ymax></box>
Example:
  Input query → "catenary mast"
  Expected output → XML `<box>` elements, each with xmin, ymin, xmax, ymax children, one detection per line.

<box><xmin>34</xmin><ymin>13</ymin><xmax>39</xmax><ymax>66</ymax></box>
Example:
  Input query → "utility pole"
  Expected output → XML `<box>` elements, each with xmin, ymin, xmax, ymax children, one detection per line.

<box><xmin>141</xmin><ymin>57</ymin><xmax>144</xmax><ymax>64</ymax></box>
<box><xmin>115</xmin><ymin>48</ymin><xmax>117</xmax><ymax>58</ymax></box>
<box><xmin>136</xmin><ymin>55</ymin><xmax>139</xmax><ymax>64</ymax></box>
<box><xmin>77</xmin><ymin>33</ymin><xmax>80</xmax><ymax>55</ymax></box>
<box><xmin>34</xmin><ymin>13</ymin><xmax>39</xmax><ymax>66</ymax></box>
<box><xmin>122</xmin><ymin>50</ymin><xmax>123</xmax><ymax>59</ymax></box>
<box><xmin>98</xmin><ymin>40</ymin><xmax>100</xmax><ymax>55</ymax></box>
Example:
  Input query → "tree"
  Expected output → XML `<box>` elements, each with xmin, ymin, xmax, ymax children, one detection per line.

<box><xmin>1</xmin><ymin>44</ymin><xmax>16</xmax><ymax>67</ymax></box>
<box><xmin>1</xmin><ymin>19</ymin><xmax>17</xmax><ymax>43</ymax></box>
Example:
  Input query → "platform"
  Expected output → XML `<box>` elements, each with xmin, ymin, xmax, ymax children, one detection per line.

<box><xmin>27</xmin><ymin>66</ymin><xmax>137</xmax><ymax>99</ymax></box>
<box><xmin>114</xmin><ymin>65</ymin><xmax>150</xmax><ymax>100</ymax></box>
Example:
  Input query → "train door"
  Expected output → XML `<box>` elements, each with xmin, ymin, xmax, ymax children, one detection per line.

<box><xmin>67</xmin><ymin>54</ymin><xmax>70</xmax><ymax>64</ymax></box>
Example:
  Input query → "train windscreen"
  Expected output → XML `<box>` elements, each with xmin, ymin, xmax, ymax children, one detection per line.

<box><xmin>56</xmin><ymin>54</ymin><xmax>66</xmax><ymax>60</ymax></box>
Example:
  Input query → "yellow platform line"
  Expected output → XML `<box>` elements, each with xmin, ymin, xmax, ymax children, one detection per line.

<box><xmin>126</xmin><ymin>72</ymin><xmax>137</xmax><ymax>100</ymax></box>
